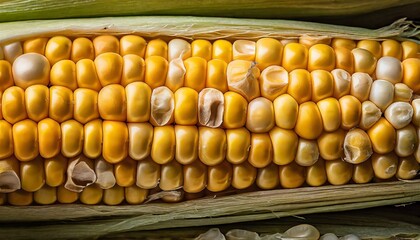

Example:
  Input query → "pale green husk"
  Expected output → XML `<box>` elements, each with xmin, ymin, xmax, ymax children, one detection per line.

<box><xmin>0</xmin><ymin>180</ymin><xmax>418</xmax><ymax>239</ymax></box>
<box><xmin>0</xmin><ymin>0</ymin><xmax>419</xmax><ymax>22</ymax></box>
<box><xmin>0</xmin><ymin>16</ymin><xmax>419</xmax><ymax>46</ymax></box>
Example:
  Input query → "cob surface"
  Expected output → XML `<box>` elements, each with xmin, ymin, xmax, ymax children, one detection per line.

<box><xmin>0</xmin><ymin>17</ymin><xmax>419</xmax><ymax>207</ymax></box>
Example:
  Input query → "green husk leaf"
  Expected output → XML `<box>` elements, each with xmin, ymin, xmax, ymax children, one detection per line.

<box><xmin>0</xmin><ymin>0</ymin><xmax>419</xmax><ymax>23</ymax></box>
<box><xmin>0</xmin><ymin>16</ymin><xmax>419</xmax><ymax>46</ymax></box>
<box><xmin>0</xmin><ymin>180</ymin><xmax>419</xmax><ymax>239</ymax></box>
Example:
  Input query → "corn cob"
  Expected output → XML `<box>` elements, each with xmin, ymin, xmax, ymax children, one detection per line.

<box><xmin>0</xmin><ymin>33</ymin><xmax>419</xmax><ymax>206</ymax></box>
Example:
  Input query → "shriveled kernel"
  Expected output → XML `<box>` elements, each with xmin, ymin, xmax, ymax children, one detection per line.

<box><xmin>227</xmin><ymin>60</ymin><xmax>260</xmax><ymax>101</ymax></box>
<box><xmin>343</xmin><ymin>128</ymin><xmax>372</xmax><ymax>164</ymax></box>
<box><xmin>71</xmin><ymin>37</ymin><xmax>94</xmax><ymax>62</ymax></box>
<box><xmin>295</xmin><ymin>138</ymin><xmax>319</xmax><ymax>167</ymax></box>
<box><xmin>102</xmin><ymin>121</ymin><xmax>129</xmax><ymax>164</ymax></box>
<box><xmin>339</xmin><ymin>95</ymin><xmax>361</xmax><ymax>130</ymax></box>
<box><xmin>395</xmin><ymin>124</ymin><xmax>417</xmax><ymax>157</ymax></box>
<box><xmin>94</xmin><ymin>52</ymin><xmax>123</xmax><ymax>86</ymax></box>
<box><xmin>94</xmin><ymin>157</ymin><xmax>115</xmax><ymax>189</ymax></box>
<box><xmin>331</xmin><ymin>69</ymin><xmax>351</xmax><ymax>99</ymax></box>
<box><xmin>376</xmin><ymin>56</ymin><xmax>402</xmax><ymax>84</ymax></box>
<box><xmin>396</xmin><ymin>156</ymin><xmax>420</xmax><ymax>180</ymax></box>
<box><xmin>325</xmin><ymin>160</ymin><xmax>353</xmax><ymax>185</ymax></box>
<box><xmin>295</xmin><ymin>101</ymin><xmax>323</xmax><ymax>139</ymax></box>
<box><xmin>206</xmin><ymin>59</ymin><xmax>228</xmax><ymax>92</ymax></box>
<box><xmin>207</xmin><ymin>161</ymin><xmax>232</xmax><ymax>192</ymax></box>
<box><xmin>357</xmin><ymin>40</ymin><xmax>382</xmax><ymax>59</ymax></box>
<box><xmin>367</xmin><ymin>118</ymin><xmax>396</xmax><ymax>154</ymax></box>
<box><xmin>121</xmin><ymin>54</ymin><xmax>145</xmax><ymax>86</ymax></box>
<box><xmin>45</xmin><ymin>36</ymin><xmax>72</xmax><ymax>65</ymax></box>
<box><xmin>273</xmin><ymin>94</ymin><xmax>298</xmax><ymax>129</ymax></box>
<box><xmin>246</xmin><ymin>97</ymin><xmax>275</xmax><ymax>133</ymax></box>
<box><xmin>12</xmin><ymin>53</ymin><xmax>50</xmax><ymax>89</ymax></box>
<box><xmin>151</xmin><ymin>126</ymin><xmax>175</xmax><ymax>164</ymax></box>
<box><xmin>198</xmin><ymin>88</ymin><xmax>224</xmax><ymax>128</ymax></box>
<box><xmin>270</xmin><ymin>127</ymin><xmax>298</xmax><ymax>165</ymax></box>
<box><xmin>350</xmin><ymin>73</ymin><xmax>373</xmax><ymax>102</ymax></box>
<box><xmin>0</xmin><ymin>157</ymin><xmax>21</xmax><ymax>193</ymax></box>
<box><xmin>317</xmin><ymin>97</ymin><xmax>341</xmax><ymax>132</ymax></box>
<box><xmin>351</xmin><ymin>48</ymin><xmax>377</xmax><ymax>75</ymax></box>
<box><xmin>120</xmin><ymin>35</ymin><xmax>147</xmax><ymax>57</ymax></box>
<box><xmin>287</xmin><ymin>69</ymin><xmax>311</xmax><ymax>104</ymax></box>
<box><xmin>352</xmin><ymin>160</ymin><xmax>374</xmax><ymax>184</ymax></box>
<box><xmin>259</xmin><ymin>66</ymin><xmax>289</xmax><ymax>101</ymax></box>
<box><xmin>75</xmin><ymin>59</ymin><xmax>101</xmax><ymax>91</ymax></box>
<box><xmin>308</xmin><ymin>44</ymin><xmax>335</xmax><ymax>72</ymax></box>
<box><xmin>223</xmin><ymin>91</ymin><xmax>248</xmax><ymax>129</ymax></box>
<box><xmin>306</xmin><ymin>158</ymin><xmax>327</xmax><ymax>187</ymax></box>
<box><xmin>257</xmin><ymin>163</ymin><xmax>280</xmax><ymax>190</ymax></box>
<box><xmin>213</xmin><ymin>40</ymin><xmax>232</xmax><ymax>63</ymax></box>
<box><xmin>282</xmin><ymin>43</ymin><xmax>308</xmax><ymax>72</ymax></box>
<box><xmin>233</xmin><ymin>40</ymin><xmax>255</xmax><ymax>61</ymax></box>
<box><xmin>150</xmin><ymin>86</ymin><xmax>174</xmax><ymax>126</ymax></box>
<box><xmin>394</xmin><ymin>83</ymin><xmax>413</xmax><ymax>102</ymax></box>
<box><xmin>23</xmin><ymin>38</ymin><xmax>48</xmax><ymax>55</ymax></box>
<box><xmin>279</xmin><ymin>162</ymin><xmax>305</xmax><ymax>188</ymax></box>
<box><xmin>359</xmin><ymin>101</ymin><xmax>382</xmax><ymax>130</ymax></box>
<box><xmin>248</xmin><ymin>133</ymin><xmax>273</xmax><ymax>168</ymax></box>
<box><xmin>168</xmin><ymin>39</ymin><xmax>191</xmax><ymax>61</ymax></box>
<box><xmin>382</xmin><ymin>39</ymin><xmax>402</xmax><ymax>60</ymax></box>
<box><xmin>93</xmin><ymin>35</ymin><xmax>119</xmax><ymax>56</ymax></box>
<box><xmin>136</xmin><ymin>157</ymin><xmax>160</xmax><ymax>189</ymax></box>
<box><xmin>65</xmin><ymin>156</ymin><xmax>96</xmax><ymax>192</ymax></box>
<box><xmin>371</xmin><ymin>153</ymin><xmax>398</xmax><ymax>179</ymax></box>
<box><xmin>184</xmin><ymin>57</ymin><xmax>207</xmax><ymax>92</ymax></box>
<box><xmin>199</xmin><ymin>127</ymin><xmax>226</xmax><ymax>166</ymax></box>
<box><xmin>384</xmin><ymin>102</ymin><xmax>413</xmax><ymax>129</ymax></box>
<box><xmin>175</xmin><ymin>125</ymin><xmax>198</xmax><ymax>165</ymax></box>
<box><xmin>232</xmin><ymin>161</ymin><xmax>256</xmax><ymax>189</ymax></box>
<box><xmin>145</xmin><ymin>56</ymin><xmax>168</xmax><ymax>89</ymax></box>
<box><xmin>317</xmin><ymin>129</ymin><xmax>345</xmax><ymax>160</ymax></box>
<box><xmin>128</xmin><ymin>123</ymin><xmax>153</xmax><ymax>160</ymax></box>
<box><xmin>369</xmin><ymin>80</ymin><xmax>394</xmax><ymax>111</ymax></box>
<box><xmin>166</xmin><ymin>58</ymin><xmax>186</xmax><ymax>92</ymax></box>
